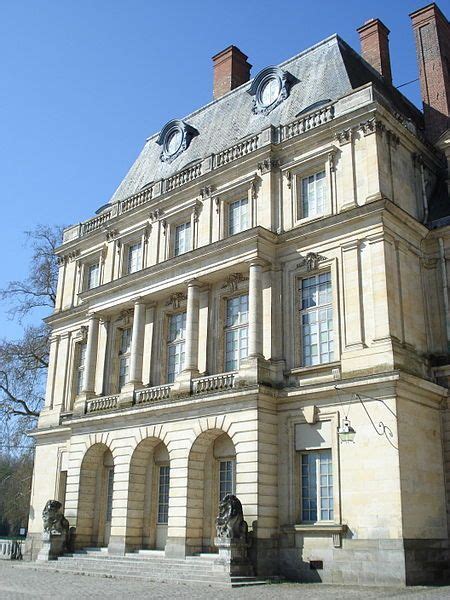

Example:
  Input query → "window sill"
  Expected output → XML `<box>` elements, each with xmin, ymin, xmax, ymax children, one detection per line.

<box><xmin>290</xmin><ymin>523</ymin><xmax>346</xmax><ymax>534</ymax></box>
<box><xmin>288</xmin><ymin>360</ymin><xmax>340</xmax><ymax>377</ymax></box>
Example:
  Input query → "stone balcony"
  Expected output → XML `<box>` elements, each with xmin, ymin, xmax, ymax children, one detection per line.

<box><xmin>78</xmin><ymin>372</ymin><xmax>239</xmax><ymax>417</ymax></box>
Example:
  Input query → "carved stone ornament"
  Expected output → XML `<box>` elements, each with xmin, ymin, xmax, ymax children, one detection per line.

<box><xmin>80</xmin><ymin>326</ymin><xmax>88</xmax><ymax>343</ymax></box>
<box><xmin>215</xmin><ymin>494</ymin><xmax>248</xmax><ymax>541</ymax></box>
<box><xmin>199</xmin><ymin>185</ymin><xmax>214</xmax><ymax>199</ymax></box>
<box><xmin>248</xmin><ymin>66</ymin><xmax>293</xmax><ymax>116</ymax></box>
<box><xmin>117</xmin><ymin>308</ymin><xmax>133</xmax><ymax>326</ymax></box>
<box><xmin>359</xmin><ymin>117</ymin><xmax>384</xmax><ymax>137</ymax></box>
<box><xmin>150</xmin><ymin>208</ymin><xmax>163</xmax><ymax>222</ymax></box>
<box><xmin>386</xmin><ymin>129</ymin><xmax>400</xmax><ymax>148</ymax></box>
<box><xmin>258</xmin><ymin>157</ymin><xmax>279</xmax><ymax>174</ymax></box>
<box><xmin>100</xmin><ymin>244</ymin><xmax>108</xmax><ymax>264</ymax></box>
<box><xmin>156</xmin><ymin>119</ymin><xmax>198</xmax><ymax>164</ymax></box>
<box><xmin>105</xmin><ymin>228</ymin><xmax>118</xmax><ymax>242</ymax></box>
<box><xmin>297</xmin><ymin>251</ymin><xmax>327</xmax><ymax>272</ymax></box>
<box><xmin>285</xmin><ymin>170</ymin><xmax>292</xmax><ymax>189</ymax></box>
<box><xmin>192</xmin><ymin>200</ymin><xmax>202</xmax><ymax>223</ymax></box>
<box><xmin>335</xmin><ymin>127</ymin><xmax>353</xmax><ymax>145</ymax></box>
<box><xmin>56</xmin><ymin>255</ymin><xmax>66</xmax><ymax>267</ymax></box>
<box><xmin>166</xmin><ymin>292</ymin><xmax>187</xmax><ymax>310</ymax></box>
<box><xmin>222</xmin><ymin>273</ymin><xmax>248</xmax><ymax>292</ymax></box>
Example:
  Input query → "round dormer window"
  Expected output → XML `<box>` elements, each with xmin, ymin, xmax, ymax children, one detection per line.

<box><xmin>248</xmin><ymin>66</ymin><xmax>292</xmax><ymax>116</ymax></box>
<box><xmin>165</xmin><ymin>128</ymin><xmax>183</xmax><ymax>157</ymax></box>
<box><xmin>259</xmin><ymin>76</ymin><xmax>282</xmax><ymax>108</ymax></box>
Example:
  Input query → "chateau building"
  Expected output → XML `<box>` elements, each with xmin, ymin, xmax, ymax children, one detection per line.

<box><xmin>26</xmin><ymin>3</ymin><xmax>450</xmax><ymax>585</ymax></box>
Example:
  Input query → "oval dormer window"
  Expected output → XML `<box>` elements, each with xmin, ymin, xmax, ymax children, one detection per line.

<box><xmin>156</xmin><ymin>119</ymin><xmax>198</xmax><ymax>163</ymax></box>
<box><xmin>248</xmin><ymin>66</ymin><xmax>292</xmax><ymax>116</ymax></box>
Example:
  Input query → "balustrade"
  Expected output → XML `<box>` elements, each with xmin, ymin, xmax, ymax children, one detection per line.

<box><xmin>135</xmin><ymin>384</ymin><xmax>173</xmax><ymax>404</ymax></box>
<box><xmin>86</xmin><ymin>394</ymin><xmax>119</xmax><ymax>413</ymax></box>
<box><xmin>192</xmin><ymin>372</ymin><xmax>237</xmax><ymax>394</ymax></box>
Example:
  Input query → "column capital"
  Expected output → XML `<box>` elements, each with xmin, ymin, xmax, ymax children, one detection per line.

<box><xmin>186</xmin><ymin>278</ymin><xmax>201</xmax><ymax>288</ymax></box>
<box><xmin>246</xmin><ymin>257</ymin><xmax>270</xmax><ymax>269</ymax></box>
<box><xmin>131</xmin><ymin>295</ymin><xmax>146</xmax><ymax>306</ymax></box>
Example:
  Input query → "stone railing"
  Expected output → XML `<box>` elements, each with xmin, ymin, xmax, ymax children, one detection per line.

<box><xmin>135</xmin><ymin>384</ymin><xmax>173</xmax><ymax>404</ymax></box>
<box><xmin>86</xmin><ymin>394</ymin><xmax>119</xmax><ymax>413</ymax></box>
<box><xmin>280</xmin><ymin>104</ymin><xmax>334</xmax><ymax>141</ymax></box>
<box><xmin>0</xmin><ymin>539</ymin><xmax>23</xmax><ymax>560</ymax></box>
<box><xmin>119</xmin><ymin>186</ymin><xmax>153</xmax><ymax>214</ymax></box>
<box><xmin>192</xmin><ymin>372</ymin><xmax>237</xmax><ymax>394</ymax></box>
<box><xmin>64</xmin><ymin>101</ymin><xmax>336</xmax><ymax>243</ymax></box>
<box><xmin>214</xmin><ymin>135</ymin><xmax>259</xmax><ymax>168</ymax></box>
<box><xmin>164</xmin><ymin>162</ymin><xmax>202</xmax><ymax>193</ymax></box>
<box><xmin>82</xmin><ymin>209</ymin><xmax>114</xmax><ymax>235</ymax></box>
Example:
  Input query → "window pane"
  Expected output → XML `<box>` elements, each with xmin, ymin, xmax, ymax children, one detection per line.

<box><xmin>127</xmin><ymin>242</ymin><xmax>142</xmax><ymax>274</ymax></box>
<box><xmin>76</xmin><ymin>343</ymin><xmax>86</xmax><ymax>394</ymax></box>
<box><xmin>301</xmin><ymin>170</ymin><xmax>326</xmax><ymax>219</ymax></box>
<box><xmin>229</xmin><ymin>199</ymin><xmax>249</xmax><ymax>235</ymax></box>
<box><xmin>225</xmin><ymin>294</ymin><xmax>249</xmax><ymax>371</ymax></box>
<box><xmin>301</xmin><ymin>450</ymin><xmax>333</xmax><ymax>523</ymax></box>
<box><xmin>175</xmin><ymin>222</ymin><xmax>191</xmax><ymax>256</ymax></box>
<box><xmin>157</xmin><ymin>465</ymin><xmax>170</xmax><ymax>524</ymax></box>
<box><xmin>300</xmin><ymin>273</ymin><xmax>333</xmax><ymax>366</ymax></box>
<box><xmin>106</xmin><ymin>468</ymin><xmax>114</xmax><ymax>522</ymax></box>
<box><xmin>87</xmin><ymin>263</ymin><xmax>99</xmax><ymax>289</ymax></box>
<box><xmin>219</xmin><ymin>460</ymin><xmax>234</xmax><ymax>500</ymax></box>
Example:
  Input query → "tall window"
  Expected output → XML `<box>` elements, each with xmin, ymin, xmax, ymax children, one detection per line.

<box><xmin>174</xmin><ymin>222</ymin><xmax>191</xmax><ymax>256</ymax></box>
<box><xmin>301</xmin><ymin>450</ymin><xmax>333</xmax><ymax>522</ymax></box>
<box><xmin>228</xmin><ymin>198</ymin><xmax>249</xmax><ymax>235</ymax></box>
<box><xmin>301</xmin><ymin>170</ymin><xmax>326</xmax><ymax>219</ymax></box>
<box><xmin>127</xmin><ymin>242</ymin><xmax>142</xmax><ymax>274</ymax></box>
<box><xmin>118</xmin><ymin>328</ymin><xmax>132</xmax><ymax>389</ymax></box>
<box><xmin>167</xmin><ymin>312</ymin><xmax>186</xmax><ymax>383</ymax></box>
<box><xmin>219</xmin><ymin>460</ymin><xmax>234</xmax><ymax>500</ymax></box>
<box><xmin>75</xmin><ymin>343</ymin><xmax>86</xmax><ymax>395</ymax></box>
<box><xmin>87</xmin><ymin>263</ymin><xmax>100</xmax><ymax>290</ymax></box>
<box><xmin>225</xmin><ymin>294</ymin><xmax>248</xmax><ymax>371</ymax></box>
<box><xmin>105</xmin><ymin>468</ymin><xmax>114</xmax><ymax>522</ymax></box>
<box><xmin>299</xmin><ymin>272</ymin><xmax>333</xmax><ymax>366</ymax></box>
<box><xmin>157</xmin><ymin>465</ymin><xmax>170</xmax><ymax>524</ymax></box>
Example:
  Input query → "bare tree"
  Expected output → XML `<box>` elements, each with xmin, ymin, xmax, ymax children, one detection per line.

<box><xmin>0</xmin><ymin>225</ymin><xmax>62</xmax><ymax>449</ymax></box>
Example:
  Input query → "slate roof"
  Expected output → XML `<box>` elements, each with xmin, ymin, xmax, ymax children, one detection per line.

<box><xmin>108</xmin><ymin>34</ymin><xmax>422</xmax><ymax>206</ymax></box>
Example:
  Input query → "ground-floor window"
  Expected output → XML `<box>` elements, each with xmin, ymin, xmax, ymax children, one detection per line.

<box><xmin>106</xmin><ymin>468</ymin><xmax>114</xmax><ymax>522</ymax></box>
<box><xmin>157</xmin><ymin>465</ymin><xmax>170</xmax><ymax>524</ymax></box>
<box><xmin>301</xmin><ymin>449</ymin><xmax>333</xmax><ymax>522</ymax></box>
<box><xmin>219</xmin><ymin>460</ymin><xmax>234</xmax><ymax>500</ymax></box>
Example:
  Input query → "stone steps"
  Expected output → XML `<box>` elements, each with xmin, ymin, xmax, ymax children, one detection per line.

<box><xmin>28</xmin><ymin>549</ymin><xmax>270</xmax><ymax>587</ymax></box>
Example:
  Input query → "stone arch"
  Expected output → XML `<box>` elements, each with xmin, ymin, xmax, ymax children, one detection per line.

<box><xmin>186</xmin><ymin>428</ymin><xmax>236</xmax><ymax>554</ymax></box>
<box><xmin>126</xmin><ymin>437</ymin><xmax>170</xmax><ymax>551</ymax></box>
<box><xmin>76</xmin><ymin>443</ymin><xmax>114</xmax><ymax>548</ymax></box>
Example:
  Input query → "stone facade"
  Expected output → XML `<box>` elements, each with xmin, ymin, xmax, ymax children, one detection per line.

<box><xmin>26</xmin><ymin>5</ymin><xmax>450</xmax><ymax>586</ymax></box>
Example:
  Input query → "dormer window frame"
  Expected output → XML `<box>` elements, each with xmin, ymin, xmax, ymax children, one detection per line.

<box><xmin>248</xmin><ymin>66</ymin><xmax>292</xmax><ymax>115</ymax></box>
<box><xmin>156</xmin><ymin>119</ymin><xmax>198</xmax><ymax>163</ymax></box>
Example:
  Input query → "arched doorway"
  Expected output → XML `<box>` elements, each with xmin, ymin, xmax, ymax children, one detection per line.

<box><xmin>186</xmin><ymin>430</ymin><xmax>236</xmax><ymax>554</ymax></box>
<box><xmin>76</xmin><ymin>443</ymin><xmax>114</xmax><ymax>549</ymax></box>
<box><xmin>126</xmin><ymin>438</ymin><xmax>170</xmax><ymax>552</ymax></box>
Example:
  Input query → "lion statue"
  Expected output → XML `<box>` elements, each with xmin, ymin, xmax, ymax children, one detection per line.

<box><xmin>215</xmin><ymin>494</ymin><xmax>248</xmax><ymax>541</ymax></box>
<box><xmin>42</xmin><ymin>500</ymin><xmax>70</xmax><ymax>547</ymax></box>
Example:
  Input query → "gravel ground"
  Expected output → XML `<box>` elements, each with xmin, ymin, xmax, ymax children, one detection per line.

<box><xmin>1</xmin><ymin>562</ymin><xmax>450</xmax><ymax>600</ymax></box>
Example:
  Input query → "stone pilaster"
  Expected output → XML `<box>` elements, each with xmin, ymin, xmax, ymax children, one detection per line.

<box><xmin>73</xmin><ymin>314</ymin><xmax>100</xmax><ymax>415</ymax></box>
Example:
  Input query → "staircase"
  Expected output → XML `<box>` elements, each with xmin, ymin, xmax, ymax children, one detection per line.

<box><xmin>27</xmin><ymin>548</ymin><xmax>270</xmax><ymax>587</ymax></box>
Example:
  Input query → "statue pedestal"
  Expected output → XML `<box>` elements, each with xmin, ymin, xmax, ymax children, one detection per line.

<box><xmin>36</xmin><ymin>531</ymin><xmax>65</xmax><ymax>561</ymax></box>
<box><xmin>213</xmin><ymin>537</ymin><xmax>253</xmax><ymax>576</ymax></box>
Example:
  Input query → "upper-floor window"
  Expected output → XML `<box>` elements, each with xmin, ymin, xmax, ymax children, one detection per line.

<box><xmin>225</xmin><ymin>294</ymin><xmax>248</xmax><ymax>371</ymax></box>
<box><xmin>228</xmin><ymin>198</ymin><xmax>249</xmax><ymax>235</ymax></box>
<box><xmin>87</xmin><ymin>263</ymin><xmax>100</xmax><ymax>290</ymax></box>
<box><xmin>301</xmin><ymin>170</ymin><xmax>326</xmax><ymax>219</ymax></box>
<box><xmin>75</xmin><ymin>343</ymin><xmax>86</xmax><ymax>395</ymax></box>
<box><xmin>174</xmin><ymin>222</ymin><xmax>191</xmax><ymax>256</ymax></box>
<box><xmin>118</xmin><ymin>327</ymin><xmax>132</xmax><ymax>389</ymax></box>
<box><xmin>167</xmin><ymin>312</ymin><xmax>186</xmax><ymax>383</ymax></box>
<box><xmin>157</xmin><ymin>465</ymin><xmax>170</xmax><ymax>524</ymax></box>
<box><xmin>127</xmin><ymin>242</ymin><xmax>142</xmax><ymax>274</ymax></box>
<box><xmin>299</xmin><ymin>272</ymin><xmax>333</xmax><ymax>367</ymax></box>
<box><xmin>300</xmin><ymin>449</ymin><xmax>333</xmax><ymax>522</ymax></box>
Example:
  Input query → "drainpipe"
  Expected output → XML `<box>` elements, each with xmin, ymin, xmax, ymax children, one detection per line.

<box><xmin>438</xmin><ymin>237</ymin><xmax>450</xmax><ymax>351</ymax></box>
<box><xmin>419</xmin><ymin>160</ymin><xmax>429</xmax><ymax>224</ymax></box>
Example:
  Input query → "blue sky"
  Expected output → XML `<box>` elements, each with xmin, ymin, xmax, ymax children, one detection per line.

<box><xmin>0</xmin><ymin>0</ymin><xmax>430</xmax><ymax>338</ymax></box>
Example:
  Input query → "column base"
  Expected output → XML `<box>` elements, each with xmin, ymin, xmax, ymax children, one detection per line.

<box><xmin>171</xmin><ymin>369</ymin><xmax>199</xmax><ymax>397</ymax></box>
<box><xmin>118</xmin><ymin>382</ymin><xmax>142</xmax><ymax>408</ymax></box>
<box><xmin>108</xmin><ymin>535</ymin><xmax>127</xmax><ymax>556</ymax></box>
<box><xmin>164</xmin><ymin>536</ymin><xmax>187</xmax><ymax>558</ymax></box>
<box><xmin>36</xmin><ymin>532</ymin><xmax>66</xmax><ymax>562</ymax></box>
<box><xmin>236</xmin><ymin>356</ymin><xmax>274</xmax><ymax>387</ymax></box>
<box><xmin>72</xmin><ymin>392</ymin><xmax>95</xmax><ymax>416</ymax></box>
<box><xmin>213</xmin><ymin>537</ymin><xmax>253</xmax><ymax>576</ymax></box>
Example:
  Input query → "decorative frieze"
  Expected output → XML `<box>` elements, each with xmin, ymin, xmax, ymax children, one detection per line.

<box><xmin>166</xmin><ymin>292</ymin><xmax>187</xmax><ymax>309</ymax></box>
<box><xmin>222</xmin><ymin>272</ymin><xmax>248</xmax><ymax>292</ymax></box>
<box><xmin>149</xmin><ymin>208</ymin><xmax>163</xmax><ymax>222</ymax></box>
<box><xmin>359</xmin><ymin>117</ymin><xmax>385</xmax><ymax>136</ymax></box>
<box><xmin>297</xmin><ymin>252</ymin><xmax>327</xmax><ymax>271</ymax></box>
<box><xmin>199</xmin><ymin>185</ymin><xmax>214</xmax><ymax>199</ymax></box>
<box><xmin>335</xmin><ymin>127</ymin><xmax>353</xmax><ymax>145</ymax></box>
<box><xmin>257</xmin><ymin>157</ymin><xmax>279</xmax><ymax>174</ymax></box>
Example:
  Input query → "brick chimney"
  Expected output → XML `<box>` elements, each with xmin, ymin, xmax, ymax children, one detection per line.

<box><xmin>357</xmin><ymin>19</ymin><xmax>393</xmax><ymax>85</ymax></box>
<box><xmin>212</xmin><ymin>46</ymin><xmax>251</xmax><ymax>100</ymax></box>
<box><xmin>410</xmin><ymin>3</ymin><xmax>450</xmax><ymax>144</ymax></box>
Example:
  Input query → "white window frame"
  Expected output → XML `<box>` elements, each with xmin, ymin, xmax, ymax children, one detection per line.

<box><xmin>228</xmin><ymin>198</ymin><xmax>249</xmax><ymax>236</ymax></box>
<box><xmin>300</xmin><ymin>169</ymin><xmax>327</xmax><ymax>220</ymax></box>
<box><xmin>174</xmin><ymin>221</ymin><xmax>192</xmax><ymax>256</ymax></box>
<box><xmin>300</xmin><ymin>449</ymin><xmax>334</xmax><ymax>523</ymax></box>
<box><xmin>157</xmin><ymin>464</ymin><xmax>170</xmax><ymax>524</ymax></box>
<box><xmin>299</xmin><ymin>271</ymin><xmax>334</xmax><ymax>367</ymax></box>
<box><xmin>75</xmin><ymin>342</ymin><xmax>87</xmax><ymax>396</ymax></box>
<box><xmin>224</xmin><ymin>293</ymin><xmax>249</xmax><ymax>372</ymax></box>
<box><xmin>219</xmin><ymin>459</ymin><xmax>235</xmax><ymax>500</ymax></box>
<box><xmin>167</xmin><ymin>312</ymin><xmax>186</xmax><ymax>383</ymax></box>
<box><xmin>86</xmin><ymin>262</ymin><xmax>100</xmax><ymax>290</ymax></box>
<box><xmin>126</xmin><ymin>241</ymin><xmax>143</xmax><ymax>275</ymax></box>
<box><xmin>118</xmin><ymin>327</ymin><xmax>132</xmax><ymax>389</ymax></box>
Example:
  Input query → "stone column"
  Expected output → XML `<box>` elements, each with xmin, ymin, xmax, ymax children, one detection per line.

<box><xmin>82</xmin><ymin>314</ymin><xmax>100</xmax><ymax>395</ymax></box>
<box><xmin>128</xmin><ymin>299</ymin><xmax>146</xmax><ymax>385</ymax></box>
<box><xmin>248</xmin><ymin>261</ymin><xmax>264</xmax><ymax>358</ymax></box>
<box><xmin>184</xmin><ymin>280</ymin><xmax>201</xmax><ymax>374</ymax></box>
